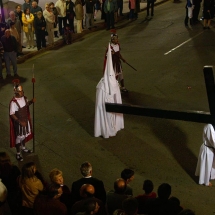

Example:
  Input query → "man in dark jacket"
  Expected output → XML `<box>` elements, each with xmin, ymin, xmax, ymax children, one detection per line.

<box><xmin>71</xmin><ymin>162</ymin><xmax>106</xmax><ymax>205</ymax></box>
<box><xmin>85</xmin><ymin>0</ymin><xmax>96</xmax><ymax>29</ymax></box>
<box><xmin>1</xmin><ymin>30</ymin><xmax>18</xmax><ymax>78</ymax></box>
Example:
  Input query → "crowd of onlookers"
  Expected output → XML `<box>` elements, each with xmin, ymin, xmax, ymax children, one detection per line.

<box><xmin>0</xmin><ymin>152</ymin><xmax>195</xmax><ymax>215</ymax></box>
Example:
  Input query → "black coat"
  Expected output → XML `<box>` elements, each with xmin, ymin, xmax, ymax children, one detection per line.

<box><xmin>71</xmin><ymin>177</ymin><xmax>106</xmax><ymax>205</ymax></box>
<box><xmin>34</xmin><ymin>16</ymin><xmax>46</xmax><ymax>32</ymax></box>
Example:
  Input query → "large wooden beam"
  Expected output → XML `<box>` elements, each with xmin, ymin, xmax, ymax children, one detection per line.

<box><xmin>105</xmin><ymin>103</ymin><xmax>211</xmax><ymax>123</ymax></box>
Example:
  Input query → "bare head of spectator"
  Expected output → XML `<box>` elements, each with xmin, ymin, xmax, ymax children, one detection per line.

<box><xmin>80</xmin><ymin>184</ymin><xmax>95</xmax><ymax>198</ymax></box>
<box><xmin>49</xmin><ymin>168</ymin><xmax>64</xmax><ymax>185</ymax></box>
<box><xmin>122</xmin><ymin>197</ymin><xmax>138</xmax><ymax>215</ymax></box>
<box><xmin>114</xmin><ymin>178</ymin><xmax>127</xmax><ymax>194</ymax></box>
<box><xmin>9</xmin><ymin>11</ymin><xmax>16</xmax><ymax>20</ymax></box>
<box><xmin>80</xmin><ymin>162</ymin><xmax>92</xmax><ymax>177</ymax></box>
<box><xmin>32</xmin><ymin>1</ymin><xmax>38</xmax><ymax>8</ymax></box>
<box><xmin>178</xmin><ymin>209</ymin><xmax>195</xmax><ymax>215</ymax></box>
<box><xmin>82</xmin><ymin>198</ymin><xmax>100</xmax><ymax>215</ymax></box>
<box><xmin>15</xmin><ymin>5</ymin><xmax>21</xmax><ymax>13</ymax></box>
<box><xmin>5</xmin><ymin>29</ymin><xmax>11</xmax><ymax>38</ymax></box>
<box><xmin>47</xmin><ymin>183</ymin><xmax>63</xmax><ymax>199</ymax></box>
<box><xmin>157</xmin><ymin>183</ymin><xmax>171</xmax><ymax>200</ymax></box>
<box><xmin>143</xmin><ymin>179</ymin><xmax>154</xmax><ymax>194</ymax></box>
<box><xmin>121</xmin><ymin>169</ymin><xmax>134</xmax><ymax>184</ymax></box>
<box><xmin>24</xmin><ymin>0</ymin><xmax>30</xmax><ymax>3</ymax></box>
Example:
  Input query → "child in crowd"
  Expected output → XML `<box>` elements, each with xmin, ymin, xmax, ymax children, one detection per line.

<box><xmin>62</xmin><ymin>24</ymin><xmax>72</xmax><ymax>44</ymax></box>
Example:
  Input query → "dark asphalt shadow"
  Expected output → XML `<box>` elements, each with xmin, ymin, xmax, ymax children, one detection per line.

<box><xmin>121</xmin><ymin>91</ymin><xmax>199</xmax><ymax>183</ymax></box>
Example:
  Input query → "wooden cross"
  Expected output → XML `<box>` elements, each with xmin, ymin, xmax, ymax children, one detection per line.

<box><xmin>105</xmin><ymin>66</ymin><xmax>215</xmax><ymax>124</ymax></box>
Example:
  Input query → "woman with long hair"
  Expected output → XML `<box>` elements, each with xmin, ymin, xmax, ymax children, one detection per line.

<box><xmin>22</xmin><ymin>8</ymin><xmax>35</xmax><ymax>49</ymax></box>
<box><xmin>18</xmin><ymin>162</ymin><xmax>43</xmax><ymax>215</ymax></box>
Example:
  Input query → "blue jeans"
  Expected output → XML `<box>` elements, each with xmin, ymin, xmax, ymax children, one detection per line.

<box><xmin>3</xmin><ymin>51</ymin><xmax>17</xmax><ymax>75</ymax></box>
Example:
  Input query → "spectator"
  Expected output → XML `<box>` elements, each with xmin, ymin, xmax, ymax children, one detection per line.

<box><xmin>1</xmin><ymin>30</ymin><xmax>18</xmax><ymax>78</ymax></box>
<box><xmin>14</xmin><ymin>5</ymin><xmax>23</xmax><ymax>26</ymax></box>
<box><xmin>135</xmin><ymin>179</ymin><xmax>156</xmax><ymax>214</ymax></box>
<box><xmin>85</xmin><ymin>0</ymin><xmax>96</xmax><ymax>30</ymax></box>
<box><xmin>0</xmin><ymin>22</ymin><xmax>7</xmax><ymax>39</ymax></box>
<box><xmin>9</xmin><ymin>22</ymin><xmax>21</xmax><ymax>57</ymax></box>
<box><xmin>0</xmin><ymin>152</ymin><xmax>21</xmax><ymax>214</ymax></box>
<box><xmin>129</xmin><ymin>0</ymin><xmax>135</xmax><ymax>20</ymax></box>
<box><xmin>34</xmin><ymin>11</ymin><xmax>46</xmax><ymax>50</ymax></box>
<box><xmin>94</xmin><ymin>0</ymin><xmax>102</xmax><ymax>20</ymax></box>
<box><xmin>146</xmin><ymin>0</ymin><xmax>155</xmax><ymax>18</ymax></box>
<box><xmin>49</xmin><ymin>2</ymin><xmax>59</xmax><ymax>37</ymax></box>
<box><xmin>22</xmin><ymin>8</ymin><xmax>35</xmax><ymax>49</ymax></box>
<box><xmin>49</xmin><ymin>168</ymin><xmax>71</xmax><ymax>211</ymax></box>
<box><xmin>184</xmin><ymin>0</ymin><xmax>194</xmax><ymax>26</ymax></box>
<box><xmin>195</xmin><ymin>124</ymin><xmax>215</xmax><ymax>186</ymax></box>
<box><xmin>43</xmin><ymin>3</ymin><xmax>55</xmax><ymax>45</ymax></box>
<box><xmin>75</xmin><ymin>0</ymin><xmax>84</xmax><ymax>33</ymax></box>
<box><xmin>192</xmin><ymin>0</ymin><xmax>202</xmax><ymax>23</ymax></box>
<box><xmin>30</xmin><ymin>1</ymin><xmax>42</xmax><ymax>17</ymax></box>
<box><xmin>62</xmin><ymin>24</ymin><xmax>72</xmax><ymax>44</ymax></box>
<box><xmin>66</xmin><ymin>0</ymin><xmax>76</xmax><ymax>33</ymax></box>
<box><xmin>0</xmin><ymin>41</ymin><xmax>3</xmax><ymax>80</ymax></box>
<box><xmin>14</xmin><ymin>5</ymin><xmax>25</xmax><ymax>48</ymax></box>
<box><xmin>122</xmin><ymin>197</ymin><xmax>138</xmax><ymax>215</ymax></box>
<box><xmin>7</xmin><ymin>11</ymin><xmax>23</xmax><ymax>56</ymax></box>
<box><xmin>121</xmin><ymin>169</ymin><xmax>134</xmax><ymax>195</ymax></box>
<box><xmin>18</xmin><ymin>162</ymin><xmax>44</xmax><ymax>215</ymax></box>
<box><xmin>34</xmin><ymin>183</ymin><xmax>67</xmax><ymax>215</ymax></box>
<box><xmin>22</xmin><ymin>0</ymin><xmax>32</xmax><ymax>11</ymax></box>
<box><xmin>104</xmin><ymin>0</ymin><xmax>117</xmax><ymax>30</ymax></box>
<box><xmin>145</xmin><ymin>183</ymin><xmax>179</xmax><ymax>215</ymax></box>
<box><xmin>117</xmin><ymin>0</ymin><xmax>123</xmax><ymax>16</ymax></box>
<box><xmin>202</xmin><ymin>0</ymin><xmax>214</xmax><ymax>29</ymax></box>
<box><xmin>71</xmin><ymin>161</ymin><xmax>106</xmax><ymax>205</ymax></box>
<box><xmin>71</xmin><ymin>184</ymin><xmax>107</xmax><ymax>215</ymax></box>
<box><xmin>106</xmin><ymin>178</ymin><xmax>128</xmax><ymax>215</ymax></box>
<box><xmin>55</xmin><ymin>0</ymin><xmax>67</xmax><ymax>35</ymax></box>
<box><xmin>169</xmin><ymin>196</ymin><xmax>183</xmax><ymax>214</ymax></box>
<box><xmin>0</xmin><ymin>179</ymin><xmax>7</xmax><ymax>215</ymax></box>
<box><xmin>76</xmin><ymin>198</ymin><xmax>100</xmax><ymax>215</ymax></box>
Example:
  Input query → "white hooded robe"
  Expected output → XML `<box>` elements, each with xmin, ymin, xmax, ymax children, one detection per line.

<box><xmin>195</xmin><ymin>124</ymin><xmax>215</xmax><ymax>186</ymax></box>
<box><xmin>94</xmin><ymin>43</ymin><xmax>124</xmax><ymax>138</ymax></box>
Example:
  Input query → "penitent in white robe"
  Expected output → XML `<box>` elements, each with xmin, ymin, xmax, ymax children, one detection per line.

<box><xmin>94</xmin><ymin>43</ymin><xmax>124</xmax><ymax>138</ymax></box>
<box><xmin>195</xmin><ymin>124</ymin><xmax>215</xmax><ymax>186</ymax></box>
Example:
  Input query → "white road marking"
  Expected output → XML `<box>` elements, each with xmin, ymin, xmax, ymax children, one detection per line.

<box><xmin>164</xmin><ymin>31</ymin><xmax>204</xmax><ymax>55</ymax></box>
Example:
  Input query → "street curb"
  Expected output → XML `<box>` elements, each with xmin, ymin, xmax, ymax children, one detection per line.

<box><xmin>17</xmin><ymin>0</ymin><xmax>169</xmax><ymax>64</ymax></box>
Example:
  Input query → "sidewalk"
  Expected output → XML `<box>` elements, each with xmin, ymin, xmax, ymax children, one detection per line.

<box><xmin>18</xmin><ymin>0</ymin><xmax>168</xmax><ymax>64</ymax></box>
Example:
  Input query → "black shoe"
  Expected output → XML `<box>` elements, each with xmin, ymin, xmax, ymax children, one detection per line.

<box><xmin>106</xmin><ymin>28</ymin><xmax>110</xmax><ymax>30</ymax></box>
<box><xmin>203</xmin><ymin>26</ymin><xmax>207</xmax><ymax>29</ymax></box>
<box><xmin>22</xmin><ymin>45</ymin><xmax>26</xmax><ymax>48</ymax></box>
<box><xmin>0</xmin><ymin>76</ymin><xmax>3</xmax><ymax>81</ymax></box>
<box><xmin>6</xmin><ymin>74</ymin><xmax>12</xmax><ymax>78</ymax></box>
<box><xmin>14</xmin><ymin>73</ymin><xmax>19</xmax><ymax>77</ymax></box>
<box><xmin>16</xmin><ymin>154</ymin><xmax>23</xmax><ymax>162</ymax></box>
<box><xmin>208</xmin><ymin>26</ymin><xmax>211</xmax><ymax>29</ymax></box>
<box><xmin>55</xmin><ymin>35</ymin><xmax>59</xmax><ymax>38</ymax></box>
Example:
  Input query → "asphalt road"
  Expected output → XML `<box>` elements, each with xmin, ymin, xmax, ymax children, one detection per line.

<box><xmin>1</xmin><ymin>1</ymin><xmax>215</xmax><ymax>214</ymax></box>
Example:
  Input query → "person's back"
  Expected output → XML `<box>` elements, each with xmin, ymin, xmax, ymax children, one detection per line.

<box><xmin>106</xmin><ymin>178</ymin><xmax>128</xmax><ymax>215</ymax></box>
<box><xmin>34</xmin><ymin>183</ymin><xmax>67</xmax><ymax>215</ymax></box>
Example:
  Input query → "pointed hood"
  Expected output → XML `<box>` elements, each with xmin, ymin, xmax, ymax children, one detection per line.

<box><xmin>102</xmin><ymin>43</ymin><xmax>119</xmax><ymax>95</ymax></box>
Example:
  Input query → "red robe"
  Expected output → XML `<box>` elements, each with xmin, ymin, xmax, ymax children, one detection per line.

<box><xmin>9</xmin><ymin>97</ymin><xmax>33</xmax><ymax>148</ymax></box>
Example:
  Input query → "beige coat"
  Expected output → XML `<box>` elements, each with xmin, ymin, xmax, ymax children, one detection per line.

<box><xmin>19</xmin><ymin>176</ymin><xmax>43</xmax><ymax>208</ymax></box>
